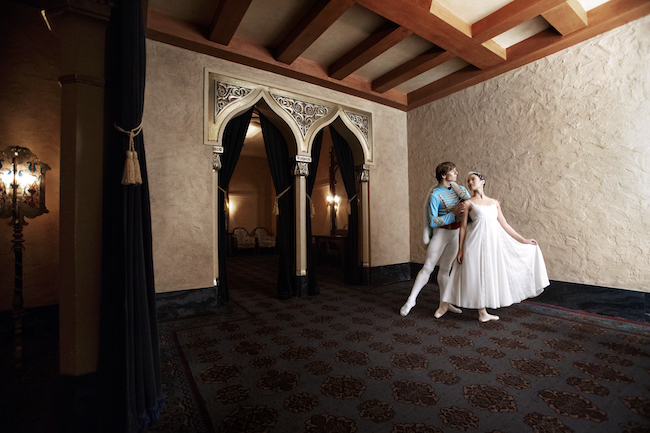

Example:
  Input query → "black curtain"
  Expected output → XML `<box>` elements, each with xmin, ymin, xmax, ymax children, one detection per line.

<box><xmin>100</xmin><ymin>0</ymin><xmax>163</xmax><ymax>431</ymax></box>
<box><xmin>217</xmin><ymin>108</ymin><xmax>255</xmax><ymax>305</ymax></box>
<box><xmin>330</xmin><ymin>127</ymin><xmax>361</xmax><ymax>285</ymax></box>
<box><xmin>306</xmin><ymin>130</ymin><xmax>324</xmax><ymax>295</ymax></box>
<box><xmin>260</xmin><ymin>113</ymin><xmax>295</xmax><ymax>299</ymax></box>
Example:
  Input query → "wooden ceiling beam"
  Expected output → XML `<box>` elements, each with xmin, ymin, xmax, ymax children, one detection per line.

<box><xmin>145</xmin><ymin>9</ymin><xmax>408</xmax><ymax>110</ymax></box>
<box><xmin>372</xmin><ymin>48</ymin><xmax>455</xmax><ymax>93</ymax></box>
<box><xmin>408</xmin><ymin>0</ymin><xmax>650</xmax><ymax>108</ymax></box>
<box><xmin>356</xmin><ymin>0</ymin><xmax>505</xmax><ymax>70</ymax></box>
<box><xmin>275</xmin><ymin>0</ymin><xmax>355</xmax><ymax>65</ymax></box>
<box><xmin>329</xmin><ymin>23</ymin><xmax>413</xmax><ymax>80</ymax></box>
<box><xmin>471</xmin><ymin>0</ymin><xmax>566</xmax><ymax>43</ymax></box>
<box><xmin>429</xmin><ymin>1</ymin><xmax>471</xmax><ymax>37</ymax></box>
<box><xmin>542</xmin><ymin>0</ymin><xmax>588</xmax><ymax>35</ymax></box>
<box><xmin>207</xmin><ymin>0</ymin><xmax>254</xmax><ymax>45</ymax></box>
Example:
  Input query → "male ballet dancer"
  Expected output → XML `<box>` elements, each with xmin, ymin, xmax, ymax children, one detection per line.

<box><xmin>400</xmin><ymin>161</ymin><xmax>469</xmax><ymax>317</ymax></box>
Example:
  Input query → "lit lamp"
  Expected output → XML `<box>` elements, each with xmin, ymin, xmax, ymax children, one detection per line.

<box><xmin>326</xmin><ymin>193</ymin><xmax>340</xmax><ymax>235</ymax></box>
<box><xmin>326</xmin><ymin>193</ymin><xmax>340</xmax><ymax>211</ymax></box>
<box><xmin>0</xmin><ymin>146</ymin><xmax>50</xmax><ymax>367</ymax></box>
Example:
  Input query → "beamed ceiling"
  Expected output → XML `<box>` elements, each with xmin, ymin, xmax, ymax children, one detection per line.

<box><xmin>147</xmin><ymin>0</ymin><xmax>649</xmax><ymax>111</ymax></box>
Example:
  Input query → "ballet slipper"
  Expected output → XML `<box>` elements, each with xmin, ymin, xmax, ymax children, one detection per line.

<box><xmin>478</xmin><ymin>308</ymin><xmax>499</xmax><ymax>322</ymax></box>
<box><xmin>434</xmin><ymin>303</ymin><xmax>449</xmax><ymax>318</ymax></box>
<box><xmin>400</xmin><ymin>301</ymin><xmax>415</xmax><ymax>317</ymax></box>
<box><xmin>448</xmin><ymin>304</ymin><xmax>462</xmax><ymax>314</ymax></box>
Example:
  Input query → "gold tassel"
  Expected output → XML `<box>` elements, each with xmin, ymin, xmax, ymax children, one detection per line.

<box><xmin>121</xmin><ymin>150</ymin><xmax>143</xmax><ymax>185</ymax></box>
<box><xmin>115</xmin><ymin>120</ymin><xmax>144</xmax><ymax>186</ymax></box>
<box><xmin>347</xmin><ymin>194</ymin><xmax>357</xmax><ymax>215</ymax></box>
<box><xmin>307</xmin><ymin>194</ymin><xmax>315</xmax><ymax>217</ymax></box>
<box><xmin>273</xmin><ymin>185</ymin><xmax>292</xmax><ymax>216</ymax></box>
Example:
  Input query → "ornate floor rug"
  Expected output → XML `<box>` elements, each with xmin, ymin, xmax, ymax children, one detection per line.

<box><xmin>146</xmin><ymin>256</ymin><xmax>650</xmax><ymax>433</ymax></box>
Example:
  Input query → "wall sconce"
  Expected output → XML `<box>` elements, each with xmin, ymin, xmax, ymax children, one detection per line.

<box><xmin>0</xmin><ymin>146</ymin><xmax>50</xmax><ymax>368</ymax></box>
<box><xmin>326</xmin><ymin>194</ymin><xmax>340</xmax><ymax>211</ymax></box>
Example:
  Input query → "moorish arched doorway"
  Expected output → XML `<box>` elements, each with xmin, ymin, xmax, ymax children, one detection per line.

<box><xmin>205</xmin><ymin>73</ymin><xmax>373</xmax><ymax>304</ymax></box>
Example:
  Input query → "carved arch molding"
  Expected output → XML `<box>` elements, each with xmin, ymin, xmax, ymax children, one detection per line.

<box><xmin>204</xmin><ymin>71</ymin><xmax>373</xmax><ymax>165</ymax></box>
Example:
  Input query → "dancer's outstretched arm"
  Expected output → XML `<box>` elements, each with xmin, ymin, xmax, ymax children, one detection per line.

<box><xmin>495</xmin><ymin>201</ymin><xmax>537</xmax><ymax>245</ymax></box>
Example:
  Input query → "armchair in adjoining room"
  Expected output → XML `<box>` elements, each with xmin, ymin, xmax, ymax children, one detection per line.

<box><xmin>231</xmin><ymin>227</ymin><xmax>256</xmax><ymax>255</ymax></box>
<box><xmin>254</xmin><ymin>227</ymin><xmax>276</xmax><ymax>253</ymax></box>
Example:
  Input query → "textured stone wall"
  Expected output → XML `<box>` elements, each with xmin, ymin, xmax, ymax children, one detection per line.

<box><xmin>144</xmin><ymin>40</ymin><xmax>409</xmax><ymax>293</ymax></box>
<box><xmin>408</xmin><ymin>16</ymin><xmax>650</xmax><ymax>292</ymax></box>
<box><xmin>0</xmin><ymin>3</ymin><xmax>61</xmax><ymax>309</ymax></box>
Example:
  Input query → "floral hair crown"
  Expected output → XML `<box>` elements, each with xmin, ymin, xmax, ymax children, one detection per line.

<box><xmin>468</xmin><ymin>171</ymin><xmax>485</xmax><ymax>182</ymax></box>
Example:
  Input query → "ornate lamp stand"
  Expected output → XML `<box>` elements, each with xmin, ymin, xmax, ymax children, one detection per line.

<box><xmin>0</xmin><ymin>146</ymin><xmax>50</xmax><ymax>368</ymax></box>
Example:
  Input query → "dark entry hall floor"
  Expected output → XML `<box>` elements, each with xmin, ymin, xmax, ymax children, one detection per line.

<box><xmin>2</xmin><ymin>254</ymin><xmax>649</xmax><ymax>433</ymax></box>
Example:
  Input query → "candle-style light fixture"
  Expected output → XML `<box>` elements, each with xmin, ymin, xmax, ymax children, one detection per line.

<box><xmin>0</xmin><ymin>146</ymin><xmax>50</xmax><ymax>368</ymax></box>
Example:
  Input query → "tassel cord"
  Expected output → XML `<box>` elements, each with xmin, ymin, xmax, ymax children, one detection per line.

<box><xmin>274</xmin><ymin>185</ymin><xmax>292</xmax><ymax>215</ymax></box>
<box><xmin>306</xmin><ymin>193</ymin><xmax>315</xmax><ymax>218</ymax></box>
<box><xmin>115</xmin><ymin>120</ymin><xmax>144</xmax><ymax>185</ymax></box>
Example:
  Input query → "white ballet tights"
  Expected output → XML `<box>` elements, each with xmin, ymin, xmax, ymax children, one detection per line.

<box><xmin>400</xmin><ymin>228</ymin><xmax>461</xmax><ymax>316</ymax></box>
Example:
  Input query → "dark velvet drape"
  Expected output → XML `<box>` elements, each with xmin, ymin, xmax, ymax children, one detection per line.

<box><xmin>260</xmin><ymin>113</ymin><xmax>295</xmax><ymax>299</ymax></box>
<box><xmin>101</xmin><ymin>0</ymin><xmax>163</xmax><ymax>431</ymax></box>
<box><xmin>330</xmin><ymin>127</ymin><xmax>361</xmax><ymax>285</ymax></box>
<box><xmin>217</xmin><ymin>108</ymin><xmax>255</xmax><ymax>305</ymax></box>
<box><xmin>306</xmin><ymin>130</ymin><xmax>324</xmax><ymax>295</ymax></box>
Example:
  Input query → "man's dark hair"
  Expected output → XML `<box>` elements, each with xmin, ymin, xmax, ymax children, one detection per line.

<box><xmin>435</xmin><ymin>162</ymin><xmax>456</xmax><ymax>182</ymax></box>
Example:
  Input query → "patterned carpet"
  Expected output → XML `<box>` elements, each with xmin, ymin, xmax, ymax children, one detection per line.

<box><xmin>147</xmin><ymin>255</ymin><xmax>650</xmax><ymax>433</ymax></box>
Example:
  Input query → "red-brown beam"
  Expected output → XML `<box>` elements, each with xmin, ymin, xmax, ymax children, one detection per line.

<box><xmin>372</xmin><ymin>48</ymin><xmax>455</xmax><ymax>93</ymax></box>
<box><xmin>329</xmin><ymin>23</ymin><xmax>413</xmax><ymax>80</ymax></box>
<box><xmin>145</xmin><ymin>10</ymin><xmax>408</xmax><ymax>110</ymax></box>
<box><xmin>472</xmin><ymin>0</ymin><xmax>566</xmax><ymax>43</ymax></box>
<box><xmin>409</xmin><ymin>0</ymin><xmax>650</xmax><ymax>108</ymax></box>
<box><xmin>542</xmin><ymin>0</ymin><xmax>588</xmax><ymax>35</ymax></box>
<box><xmin>356</xmin><ymin>0</ymin><xmax>505</xmax><ymax>69</ymax></box>
<box><xmin>275</xmin><ymin>0</ymin><xmax>355</xmax><ymax>65</ymax></box>
<box><xmin>208</xmin><ymin>0</ymin><xmax>254</xmax><ymax>45</ymax></box>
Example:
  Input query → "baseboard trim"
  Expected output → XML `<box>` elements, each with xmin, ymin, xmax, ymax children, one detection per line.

<box><xmin>156</xmin><ymin>286</ymin><xmax>220</xmax><ymax>320</ymax></box>
<box><xmin>153</xmin><ymin>265</ymin><xmax>649</xmax><ymax>323</ymax></box>
<box><xmin>369</xmin><ymin>262</ymin><xmax>411</xmax><ymax>286</ymax></box>
<box><xmin>408</xmin><ymin>262</ymin><xmax>649</xmax><ymax>323</ymax></box>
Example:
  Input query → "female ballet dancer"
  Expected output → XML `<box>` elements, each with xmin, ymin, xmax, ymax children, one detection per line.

<box><xmin>436</xmin><ymin>172</ymin><xmax>550</xmax><ymax>322</ymax></box>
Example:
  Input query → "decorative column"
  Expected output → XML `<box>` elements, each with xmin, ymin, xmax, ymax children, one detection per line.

<box><xmin>294</xmin><ymin>158</ymin><xmax>310</xmax><ymax>296</ymax></box>
<box><xmin>212</xmin><ymin>145</ymin><xmax>223</xmax><ymax>300</ymax></box>
<box><xmin>358</xmin><ymin>165</ymin><xmax>371</xmax><ymax>285</ymax></box>
<box><xmin>46</xmin><ymin>0</ymin><xmax>111</xmax><ymax>377</ymax></box>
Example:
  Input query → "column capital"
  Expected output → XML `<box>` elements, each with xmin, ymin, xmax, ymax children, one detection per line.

<box><xmin>358</xmin><ymin>167</ymin><xmax>369</xmax><ymax>182</ymax></box>
<box><xmin>212</xmin><ymin>147</ymin><xmax>223</xmax><ymax>171</ymax></box>
<box><xmin>294</xmin><ymin>161</ymin><xmax>309</xmax><ymax>177</ymax></box>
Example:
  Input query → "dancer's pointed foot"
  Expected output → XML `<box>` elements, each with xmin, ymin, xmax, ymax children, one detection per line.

<box><xmin>434</xmin><ymin>303</ymin><xmax>449</xmax><ymax>319</ymax></box>
<box><xmin>478</xmin><ymin>308</ymin><xmax>499</xmax><ymax>322</ymax></box>
<box><xmin>448</xmin><ymin>304</ymin><xmax>462</xmax><ymax>314</ymax></box>
<box><xmin>400</xmin><ymin>301</ymin><xmax>415</xmax><ymax>317</ymax></box>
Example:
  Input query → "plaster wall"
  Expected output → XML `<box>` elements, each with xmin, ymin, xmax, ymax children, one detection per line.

<box><xmin>144</xmin><ymin>40</ymin><xmax>409</xmax><ymax>293</ymax></box>
<box><xmin>408</xmin><ymin>16</ymin><xmax>650</xmax><ymax>292</ymax></box>
<box><xmin>228</xmin><ymin>155</ymin><xmax>274</xmax><ymax>235</ymax></box>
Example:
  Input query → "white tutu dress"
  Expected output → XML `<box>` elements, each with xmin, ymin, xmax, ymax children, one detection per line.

<box><xmin>441</xmin><ymin>199</ymin><xmax>549</xmax><ymax>309</ymax></box>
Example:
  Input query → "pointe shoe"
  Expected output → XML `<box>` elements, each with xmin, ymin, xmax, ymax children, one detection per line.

<box><xmin>448</xmin><ymin>305</ymin><xmax>462</xmax><ymax>314</ymax></box>
<box><xmin>434</xmin><ymin>304</ymin><xmax>448</xmax><ymax>318</ymax></box>
<box><xmin>478</xmin><ymin>310</ymin><xmax>499</xmax><ymax>322</ymax></box>
<box><xmin>400</xmin><ymin>302</ymin><xmax>415</xmax><ymax>317</ymax></box>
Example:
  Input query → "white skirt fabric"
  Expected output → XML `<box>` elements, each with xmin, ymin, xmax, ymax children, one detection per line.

<box><xmin>442</xmin><ymin>200</ymin><xmax>549</xmax><ymax>309</ymax></box>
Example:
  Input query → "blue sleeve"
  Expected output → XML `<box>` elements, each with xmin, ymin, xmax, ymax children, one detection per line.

<box><xmin>428</xmin><ymin>194</ymin><xmax>456</xmax><ymax>228</ymax></box>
